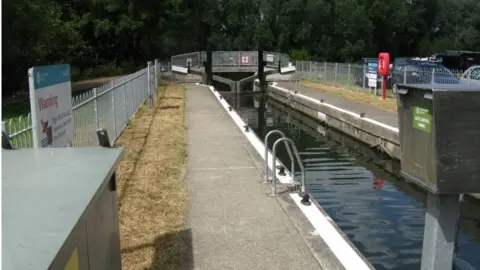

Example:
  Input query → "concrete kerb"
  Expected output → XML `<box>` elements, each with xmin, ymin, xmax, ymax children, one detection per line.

<box><xmin>265</xmin><ymin>81</ymin><xmax>401</xmax><ymax>159</ymax></box>
<box><xmin>196</xmin><ymin>82</ymin><xmax>374</xmax><ymax>270</ymax></box>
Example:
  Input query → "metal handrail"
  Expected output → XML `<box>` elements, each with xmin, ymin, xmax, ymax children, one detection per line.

<box><xmin>271</xmin><ymin>137</ymin><xmax>305</xmax><ymax>196</ymax></box>
<box><xmin>264</xmin><ymin>130</ymin><xmax>295</xmax><ymax>183</ymax></box>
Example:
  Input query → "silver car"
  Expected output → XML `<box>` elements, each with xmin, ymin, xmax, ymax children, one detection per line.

<box><xmin>460</xmin><ymin>65</ymin><xmax>480</xmax><ymax>85</ymax></box>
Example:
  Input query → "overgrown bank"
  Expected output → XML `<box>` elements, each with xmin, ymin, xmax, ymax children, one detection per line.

<box><xmin>114</xmin><ymin>84</ymin><xmax>188</xmax><ymax>269</ymax></box>
<box><xmin>302</xmin><ymin>80</ymin><xmax>397</xmax><ymax>112</ymax></box>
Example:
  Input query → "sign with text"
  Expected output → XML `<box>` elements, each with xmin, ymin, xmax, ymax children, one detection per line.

<box><xmin>241</xmin><ymin>55</ymin><xmax>250</xmax><ymax>64</ymax></box>
<box><xmin>266</xmin><ymin>54</ymin><xmax>274</xmax><ymax>63</ymax></box>
<box><xmin>28</xmin><ymin>64</ymin><xmax>74</xmax><ymax>148</ymax></box>
<box><xmin>412</xmin><ymin>106</ymin><xmax>432</xmax><ymax>133</ymax></box>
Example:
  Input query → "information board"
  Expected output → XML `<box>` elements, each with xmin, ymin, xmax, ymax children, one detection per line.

<box><xmin>366</xmin><ymin>62</ymin><xmax>378</xmax><ymax>88</ymax></box>
<box><xmin>28</xmin><ymin>64</ymin><xmax>74</xmax><ymax>148</ymax></box>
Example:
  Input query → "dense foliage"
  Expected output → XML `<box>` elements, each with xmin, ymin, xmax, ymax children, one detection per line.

<box><xmin>3</xmin><ymin>0</ymin><xmax>480</xmax><ymax>96</ymax></box>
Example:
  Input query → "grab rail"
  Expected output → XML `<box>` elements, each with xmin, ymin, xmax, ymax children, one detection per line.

<box><xmin>264</xmin><ymin>130</ymin><xmax>294</xmax><ymax>183</ymax></box>
<box><xmin>271</xmin><ymin>137</ymin><xmax>305</xmax><ymax>196</ymax></box>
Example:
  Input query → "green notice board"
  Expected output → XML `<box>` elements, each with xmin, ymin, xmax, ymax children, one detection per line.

<box><xmin>413</xmin><ymin>106</ymin><xmax>432</xmax><ymax>132</ymax></box>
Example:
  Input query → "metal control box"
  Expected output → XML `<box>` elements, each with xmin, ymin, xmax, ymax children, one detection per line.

<box><xmin>3</xmin><ymin>147</ymin><xmax>124</xmax><ymax>270</ymax></box>
<box><xmin>396</xmin><ymin>83</ymin><xmax>480</xmax><ymax>194</ymax></box>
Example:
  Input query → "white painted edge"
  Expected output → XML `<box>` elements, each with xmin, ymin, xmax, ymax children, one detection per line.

<box><xmin>290</xmin><ymin>194</ymin><xmax>371</xmax><ymax>270</ymax></box>
<box><xmin>195</xmin><ymin>83</ymin><xmax>292</xmax><ymax>184</ymax></box>
<box><xmin>270</xmin><ymin>82</ymin><xmax>400</xmax><ymax>133</ymax></box>
<box><xmin>196</xmin><ymin>82</ymin><xmax>371</xmax><ymax>270</ymax></box>
<box><xmin>172</xmin><ymin>65</ymin><xmax>188</xmax><ymax>74</ymax></box>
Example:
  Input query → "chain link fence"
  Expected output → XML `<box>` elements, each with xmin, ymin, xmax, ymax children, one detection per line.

<box><xmin>3</xmin><ymin>60</ymin><xmax>163</xmax><ymax>148</ymax></box>
<box><xmin>296</xmin><ymin>60</ymin><xmax>465</xmax><ymax>98</ymax></box>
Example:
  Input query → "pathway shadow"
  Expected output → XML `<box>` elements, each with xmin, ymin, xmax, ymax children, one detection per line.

<box><xmin>145</xmin><ymin>229</ymin><xmax>194</xmax><ymax>270</ymax></box>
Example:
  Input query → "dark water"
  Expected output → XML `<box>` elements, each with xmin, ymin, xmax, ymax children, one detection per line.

<box><xmin>222</xmin><ymin>92</ymin><xmax>480</xmax><ymax>270</ymax></box>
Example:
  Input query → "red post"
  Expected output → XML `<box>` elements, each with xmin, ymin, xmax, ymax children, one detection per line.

<box><xmin>382</xmin><ymin>76</ymin><xmax>387</xmax><ymax>100</ymax></box>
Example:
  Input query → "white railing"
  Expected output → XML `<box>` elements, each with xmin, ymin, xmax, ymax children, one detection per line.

<box><xmin>3</xmin><ymin>60</ymin><xmax>168</xmax><ymax>148</ymax></box>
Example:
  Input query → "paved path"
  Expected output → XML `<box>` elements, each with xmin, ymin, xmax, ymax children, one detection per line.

<box><xmin>184</xmin><ymin>84</ymin><xmax>321</xmax><ymax>270</ymax></box>
<box><xmin>276</xmin><ymin>82</ymin><xmax>399</xmax><ymax>127</ymax></box>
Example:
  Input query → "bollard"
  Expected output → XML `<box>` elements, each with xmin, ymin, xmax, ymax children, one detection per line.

<box><xmin>300</xmin><ymin>193</ymin><xmax>311</xmax><ymax>206</ymax></box>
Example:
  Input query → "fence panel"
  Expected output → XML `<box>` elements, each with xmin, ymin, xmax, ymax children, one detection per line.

<box><xmin>3</xmin><ymin>61</ymin><xmax>159</xmax><ymax>148</ymax></box>
<box><xmin>296</xmin><ymin>60</ymin><xmax>465</xmax><ymax>98</ymax></box>
<box><xmin>71</xmin><ymin>90</ymin><xmax>96</xmax><ymax>147</ymax></box>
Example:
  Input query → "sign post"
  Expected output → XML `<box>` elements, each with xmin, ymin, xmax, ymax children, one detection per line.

<box><xmin>28</xmin><ymin>64</ymin><xmax>74</xmax><ymax>148</ymax></box>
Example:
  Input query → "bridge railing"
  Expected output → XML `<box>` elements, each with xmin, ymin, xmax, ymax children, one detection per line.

<box><xmin>171</xmin><ymin>51</ymin><xmax>291</xmax><ymax>69</ymax></box>
<box><xmin>171</xmin><ymin>52</ymin><xmax>203</xmax><ymax>69</ymax></box>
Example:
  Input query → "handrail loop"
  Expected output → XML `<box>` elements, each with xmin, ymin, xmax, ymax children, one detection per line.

<box><xmin>264</xmin><ymin>130</ymin><xmax>294</xmax><ymax>183</ymax></box>
<box><xmin>271</xmin><ymin>137</ymin><xmax>305</xmax><ymax>196</ymax></box>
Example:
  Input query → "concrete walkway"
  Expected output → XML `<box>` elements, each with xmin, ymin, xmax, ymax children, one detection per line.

<box><xmin>276</xmin><ymin>82</ymin><xmax>399</xmax><ymax>127</ymax></box>
<box><xmin>184</xmin><ymin>84</ymin><xmax>321</xmax><ymax>270</ymax></box>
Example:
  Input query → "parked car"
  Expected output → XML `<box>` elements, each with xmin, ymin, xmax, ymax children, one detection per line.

<box><xmin>459</xmin><ymin>65</ymin><xmax>480</xmax><ymax>85</ymax></box>
<box><xmin>389</xmin><ymin>60</ymin><xmax>459</xmax><ymax>94</ymax></box>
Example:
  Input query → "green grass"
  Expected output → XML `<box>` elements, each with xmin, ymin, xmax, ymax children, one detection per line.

<box><xmin>300</xmin><ymin>71</ymin><xmax>396</xmax><ymax>98</ymax></box>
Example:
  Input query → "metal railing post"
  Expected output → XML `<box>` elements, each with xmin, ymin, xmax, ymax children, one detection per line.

<box><xmin>324</xmin><ymin>62</ymin><xmax>327</xmax><ymax>81</ymax></box>
<box><xmin>403</xmin><ymin>66</ymin><xmax>407</xmax><ymax>84</ymax></box>
<box><xmin>362</xmin><ymin>65</ymin><xmax>366</xmax><ymax>88</ymax></box>
<box><xmin>309</xmin><ymin>61</ymin><xmax>313</xmax><ymax>81</ymax></box>
<box><xmin>348</xmin><ymin>63</ymin><xmax>351</xmax><ymax>85</ymax></box>
<box><xmin>147</xmin><ymin>61</ymin><xmax>152</xmax><ymax>108</ymax></box>
<box><xmin>335</xmin><ymin>62</ymin><xmax>338</xmax><ymax>82</ymax></box>
<box><xmin>313</xmin><ymin>62</ymin><xmax>317</xmax><ymax>81</ymax></box>
<box><xmin>123</xmin><ymin>78</ymin><xmax>127</xmax><ymax>125</ymax></box>
<box><xmin>154</xmin><ymin>59</ymin><xmax>159</xmax><ymax>89</ymax></box>
<box><xmin>93</xmin><ymin>88</ymin><xmax>99</xmax><ymax>130</ymax></box>
<box><xmin>111</xmin><ymin>82</ymin><xmax>117</xmax><ymax>138</ymax></box>
<box><xmin>131</xmin><ymin>76</ymin><xmax>135</xmax><ymax>115</ymax></box>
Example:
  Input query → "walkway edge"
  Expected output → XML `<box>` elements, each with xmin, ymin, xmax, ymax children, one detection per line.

<box><xmin>196</xmin><ymin>83</ymin><xmax>375</xmax><ymax>270</ymax></box>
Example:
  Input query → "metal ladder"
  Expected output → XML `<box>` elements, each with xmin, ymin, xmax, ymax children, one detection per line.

<box><xmin>264</xmin><ymin>130</ymin><xmax>305</xmax><ymax>196</ymax></box>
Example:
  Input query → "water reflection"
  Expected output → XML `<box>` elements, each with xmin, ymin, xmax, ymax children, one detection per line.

<box><xmin>222</xmin><ymin>92</ymin><xmax>480</xmax><ymax>270</ymax></box>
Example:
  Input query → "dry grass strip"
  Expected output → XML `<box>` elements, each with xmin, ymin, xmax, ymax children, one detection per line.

<box><xmin>114</xmin><ymin>84</ymin><xmax>188</xmax><ymax>270</ymax></box>
<box><xmin>302</xmin><ymin>80</ymin><xmax>398</xmax><ymax>112</ymax></box>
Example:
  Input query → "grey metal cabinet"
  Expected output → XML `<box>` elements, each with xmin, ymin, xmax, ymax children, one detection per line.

<box><xmin>396</xmin><ymin>83</ymin><xmax>480</xmax><ymax>194</ymax></box>
<box><xmin>3</xmin><ymin>147</ymin><xmax>124</xmax><ymax>270</ymax></box>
